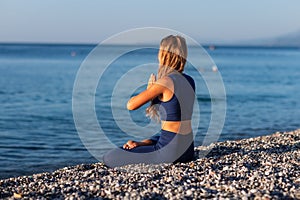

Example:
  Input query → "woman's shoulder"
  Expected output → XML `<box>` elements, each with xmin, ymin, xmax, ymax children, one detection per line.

<box><xmin>160</xmin><ymin>72</ymin><xmax>195</xmax><ymax>87</ymax></box>
<box><xmin>157</xmin><ymin>75</ymin><xmax>173</xmax><ymax>84</ymax></box>
<box><xmin>156</xmin><ymin>76</ymin><xmax>174</xmax><ymax>91</ymax></box>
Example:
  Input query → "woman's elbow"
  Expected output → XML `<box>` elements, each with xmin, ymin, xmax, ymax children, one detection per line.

<box><xmin>127</xmin><ymin>101</ymin><xmax>136</xmax><ymax>110</ymax></box>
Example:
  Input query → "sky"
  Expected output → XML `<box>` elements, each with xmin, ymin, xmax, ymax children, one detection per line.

<box><xmin>0</xmin><ymin>0</ymin><xmax>300</xmax><ymax>44</ymax></box>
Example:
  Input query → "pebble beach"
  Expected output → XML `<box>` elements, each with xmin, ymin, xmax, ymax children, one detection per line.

<box><xmin>1</xmin><ymin>129</ymin><xmax>299</xmax><ymax>199</ymax></box>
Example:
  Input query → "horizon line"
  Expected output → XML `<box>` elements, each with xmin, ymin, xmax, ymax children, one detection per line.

<box><xmin>0</xmin><ymin>42</ymin><xmax>299</xmax><ymax>49</ymax></box>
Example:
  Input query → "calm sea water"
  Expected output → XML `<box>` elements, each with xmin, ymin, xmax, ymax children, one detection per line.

<box><xmin>0</xmin><ymin>44</ymin><xmax>299</xmax><ymax>179</ymax></box>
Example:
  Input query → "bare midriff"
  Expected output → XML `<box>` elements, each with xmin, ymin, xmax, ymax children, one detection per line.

<box><xmin>161</xmin><ymin>120</ymin><xmax>192</xmax><ymax>134</ymax></box>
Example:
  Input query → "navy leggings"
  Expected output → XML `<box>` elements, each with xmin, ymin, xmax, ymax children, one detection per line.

<box><xmin>103</xmin><ymin>130</ymin><xmax>194</xmax><ymax>168</ymax></box>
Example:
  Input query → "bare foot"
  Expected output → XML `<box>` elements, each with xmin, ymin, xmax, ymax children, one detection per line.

<box><xmin>123</xmin><ymin>140</ymin><xmax>139</xmax><ymax>149</ymax></box>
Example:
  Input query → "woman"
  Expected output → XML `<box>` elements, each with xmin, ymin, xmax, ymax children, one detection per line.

<box><xmin>103</xmin><ymin>35</ymin><xmax>195</xmax><ymax>167</ymax></box>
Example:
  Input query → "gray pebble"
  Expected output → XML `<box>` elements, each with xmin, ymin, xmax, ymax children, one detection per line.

<box><xmin>0</xmin><ymin>129</ymin><xmax>299</xmax><ymax>199</ymax></box>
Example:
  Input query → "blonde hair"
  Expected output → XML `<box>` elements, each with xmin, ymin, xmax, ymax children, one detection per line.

<box><xmin>146</xmin><ymin>35</ymin><xmax>188</xmax><ymax>121</ymax></box>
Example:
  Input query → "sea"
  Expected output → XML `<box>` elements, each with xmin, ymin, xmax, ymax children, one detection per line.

<box><xmin>0</xmin><ymin>43</ymin><xmax>299</xmax><ymax>179</ymax></box>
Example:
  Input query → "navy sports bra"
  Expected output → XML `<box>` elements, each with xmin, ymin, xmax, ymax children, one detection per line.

<box><xmin>153</xmin><ymin>73</ymin><xmax>195</xmax><ymax>121</ymax></box>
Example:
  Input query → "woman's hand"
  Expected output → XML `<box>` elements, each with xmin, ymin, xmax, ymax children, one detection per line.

<box><xmin>123</xmin><ymin>140</ymin><xmax>139</xmax><ymax>149</ymax></box>
<box><xmin>147</xmin><ymin>73</ymin><xmax>156</xmax><ymax>89</ymax></box>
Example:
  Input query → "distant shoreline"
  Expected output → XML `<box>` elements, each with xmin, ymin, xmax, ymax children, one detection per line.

<box><xmin>1</xmin><ymin>129</ymin><xmax>299</xmax><ymax>199</ymax></box>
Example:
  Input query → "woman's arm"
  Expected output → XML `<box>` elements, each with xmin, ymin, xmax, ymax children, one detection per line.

<box><xmin>138</xmin><ymin>139</ymin><xmax>154</xmax><ymax>146</ymax></box>
<box><xmin>127</xmin><ymin>76</ymin><xmax>170</xmax><ymax>110</ymax></box>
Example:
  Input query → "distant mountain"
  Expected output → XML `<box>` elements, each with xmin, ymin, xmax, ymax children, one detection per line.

<box><xmin>207</xmin><ymin>30</ymin><xmax>300</xmax><ymax>47</ymax></box>
<box><xmin>235</xmin><ymin>30</ymin><xmax>300</xmax><ymax>47</ymax></box>
<box><xmin>264</xmin><ymin>30</ymin><xmax>300</xmax><ymax>47</ymax></box>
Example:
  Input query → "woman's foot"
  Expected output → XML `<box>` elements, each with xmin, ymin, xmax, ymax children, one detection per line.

<box><xmin>123</xmin><ymin>140</ymin><xmax>139</xmax><ymax>149</ymax></box>
<box><xmin>123</xmin><ymin>139</ymin><xmax>154</xmax><ymax>149</ymax></box>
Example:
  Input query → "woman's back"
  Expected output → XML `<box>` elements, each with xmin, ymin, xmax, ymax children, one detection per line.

<box><xmin>153</xmin><ymin>73</ymin><xmax>195</xmax><ymax>122</ymax></box>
